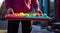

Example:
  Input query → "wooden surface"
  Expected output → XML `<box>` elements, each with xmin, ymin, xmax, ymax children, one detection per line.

<box><xmin>0</xmin><ymin>30</ymin><xmax>7</xmax><ymax>33</ymax></box>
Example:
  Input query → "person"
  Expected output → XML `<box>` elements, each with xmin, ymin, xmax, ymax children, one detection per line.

<box><xmin>5</xmin><ymin>0</ymin><xmax>43</xmax><ymax>33</ymax></box>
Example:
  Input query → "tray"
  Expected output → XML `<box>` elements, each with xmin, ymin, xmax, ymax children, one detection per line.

<box><xmin>5</xmin><ymin>14</ymin><xmax>52</xmax><ymax>22</ymax></box>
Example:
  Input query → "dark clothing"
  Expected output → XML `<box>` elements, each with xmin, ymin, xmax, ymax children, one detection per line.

<box><xmin>8</xmin><ymin>20</ymin><xmax>32</xmax><ymax>33</ymax></box>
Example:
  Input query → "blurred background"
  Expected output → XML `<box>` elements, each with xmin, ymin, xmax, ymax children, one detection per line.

<box><xmin>0</xmin><ymin>0</ymin><xmax>60</xmax><ymax>33</ymax></box>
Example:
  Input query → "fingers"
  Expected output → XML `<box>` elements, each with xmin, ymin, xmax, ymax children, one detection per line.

<box><xmin>36</xmin><ymin>10</ymin><xmax>43</xmax><ymax>14</ymax></box>
<box><xmin>39</xmin><ymin>11</ymin><xmax>43</xmax><ymax>14</ymax></box>
<box><xmin>7</xmin><ymin>8</ymin><xmax>14</xmax><ymax>14</ymax></box>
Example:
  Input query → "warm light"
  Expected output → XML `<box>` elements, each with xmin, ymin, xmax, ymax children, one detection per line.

<box><xmin>0</xmin><ymin>0</ymin><xmax>4</xmax><ymax>7</ymax></box>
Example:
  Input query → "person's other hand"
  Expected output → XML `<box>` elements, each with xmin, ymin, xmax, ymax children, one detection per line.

<box><xmin>7</xmin><ymin>8</ymin><xmax>14</xmax><ymax>14</ymax></box>
<box><xmin>35</xmin><ymin>9</ymin><xmax>43</xmax><ymax>14</ymax></box>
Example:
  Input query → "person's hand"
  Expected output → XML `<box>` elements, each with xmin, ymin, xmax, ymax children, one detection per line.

<box><xmin>7</xmin><ymin>8</ymin><xmax>14</xmax><ymax>14</ymax></box>
<box><xmin>32</xmin><ymin>9</ymin><xmax>43</xmax><ymax>22</ymax></box>
<box><xmin>35</xmin><ymin>9</ymin><xmax>43</xmax><ymax>14</ymax></box>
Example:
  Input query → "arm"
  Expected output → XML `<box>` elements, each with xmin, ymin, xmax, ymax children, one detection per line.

<box><xmin>32</xmin><ymin>0</ymin><xmax>43</xmax><ymax>13</ymax></box>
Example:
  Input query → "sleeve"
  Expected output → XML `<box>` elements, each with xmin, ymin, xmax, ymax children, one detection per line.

<box><xmin>5</xmin><ymin>0</ymin><xmax>11</xmax><ymax>9</ymax></box>
<box><xmin>32</xmin><ymin>0</ymin><xmax>39</xmax><ymax>10</ymax></box>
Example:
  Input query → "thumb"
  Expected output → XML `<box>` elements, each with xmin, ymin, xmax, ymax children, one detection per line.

<box><xmin>7</xmin><ymin>8</ymin><xmax>14</xmax><ymax>14</ymax></box>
